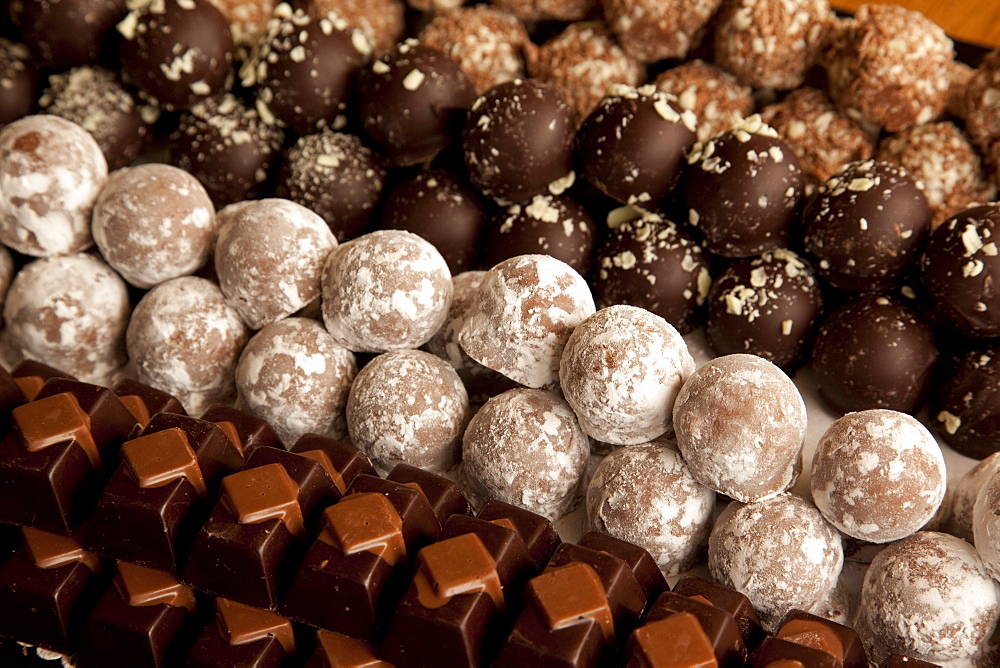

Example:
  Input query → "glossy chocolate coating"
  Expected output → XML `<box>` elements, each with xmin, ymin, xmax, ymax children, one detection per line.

<box><xmin>673</xmin><ymin>575</ymin><xmax>765</xmax><ymax>650</ymax></box>
<box><xmin>347</xmin><ymin>474</ymin><xmax>441</xmax><ymax>551</ymax></box>
<box><xmin>577</xmin><ymin>531</ymin><xmax>667</xmax><ymax>608</ymax></box>
<box><xmin>11</xmin><ymin>360</ymin><xmax>75</xmax><ymax>402</ymax></box>
<box><xmin>140</xmin><ymin>412</ymin><xmax>245</xmax><ymax>490</ymax></box>
<box><xmin>185</xmin><ymin>597</ymin><xmax>297</xmax><ymax>667</ymax></box>
<box><xmin>625</xmin><ymin>612</ymin><xmax>720</xmax><ymax>668</ymax></box>
<box><xmin>9</xmin><ymin>0</ymin><xmax>125</xmax><ymax>69</ymax></box>
<box><xmin>0</xmin><ymin>364</ymin><xmax>26</xmax><ymax>436</ymax></box>
<box><xmin>201</xmin><ymin>405</ymin><xmax>282</xmax><ymax>460</ymax></box>
<box><xmin>112</xmin><ymin>378</ymin><xmax>186</xmax><ymax>430</ymax></box>
<box><xmin>307</xmin><ymin>629</ymin><xmax>387</xmax><ymax>667</ymax></box>
<box><xmin>477</xmin><ymin>500</ymin><xmax>561</xmax><ymax>572</ymax></box>
<box><xmin>644</xmin><ymin>591</ymin><xmax>747</xmax><ymax>667</ymax></box>
<box><xmin>289</xmin><ymin>433</ymin><xmax>377</xmax><ymax>497</ymax></box>
<box><xmin>0</xmin><ymin>39</ymin><xmax>38</xmax><ymax>127</ymax></box>
<box><xmin>387</xmin><ymin>463</ymin><xmax>471</xmax><ymax>528</ymax></box>
<box><xmin>777</xmin><ymin>609</ymin><xmax>868</xmax><ymax>668</ymax></box>
<box><xmin>747</xmin><ymin>637</ymin><xmax>841</xmax><ymax>667</ymax></box>
<box><xmin>931</xmin><ymin>340</ymin><xmax>1000</xmax><ymax>459</ymax></box>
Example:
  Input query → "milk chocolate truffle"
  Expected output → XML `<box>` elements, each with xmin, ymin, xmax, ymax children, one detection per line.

<box><xmin>587</xmin><ymin>441</ymin><xmax>715</xmax><ymax>576</ymax></box>
<box><xmin>347</xmin><ymin>349</ymin><xmax>468</xmax><ymax>474</ymax></box>
<box><xmin>0</xmin><ymin>114</ymin><xmax>107</xmax><ymax>257</ymax></box>
<box><xmin>709</xmin><ymin>493</ymin><xmax>844</xmax><ymax>632</ymax></box>
<box><xmin>208</xmin><ymin>0</ymin><xmax>274</xmax><ymax>46</ymax></box>
<box><xmin>975</xmin><ymin>468</ymin><xmax>1000</xmax><ymax>582</ymax></box>
<box><xmin>932</xmin><ymin>341</ymin><xmax>1000</xmax><ymax>460</ymax></box>
<box><xmin>577</xmin><ymin>83</ymin><xmax>697</xmax><ymax>210</ymax></box>
<box><xmin>601</xmin><ymin>0</ymin><xmax>722</xmax><ymax>62</ymax></box>
<box><xmin>117</xmin><ymin>0</ymin><xmax>235</xmax><ymax>111</ymax></box>
<box><xmin>964</xmin><ymin>50</ymin><xmax>1000</xmax><ymax>151</ymax></box>
<box><xmin>9</xmin><ymin>0</ymin><xmax>125</xmax><ymax>69</ymax></box>
<box><xmin>419</xmin><ymin>5</ymin><xmax>531</xmax><ymax>95</ymax></box>
<box><xmin>811</xmin><ymin>410</ymin><xmax>946</xmax><ymax>545</ymax></box>
<box><xmin>950</xmin><ymin>452</ymin><xmax>1000</xmax><ymax>542</ymax></box>
<box><xmin>215</xmin><ymin>198</ymin><xmax>337</xmax><ymax>329</ymax></box>
<box><xmin>462</xmin><ymin>387</ymin><xmax>589</xmax><ymax>520</ymax></box>
<box><xmin>673</xmin><ymin>354</ymin><xmax>806</xmax><ymax>503</ymax></box>
<box><xmin>802</xmin><ymin>160</ymin><xmax>931</xmax><ymax>292</ymax></box>
<box><xmin>127</xmin><ymin>276</ymin><xmax>250</xmax><ymax>415</ymax></box>
<box><xmin>0</xmin><ymin>247</ymin><xmax>13</xmax><ymax>312</ymax></box>
<box><xmin>236</xmin><ymin>317</ymin><xmax>357</xmax><ymax>445</ymax></box>
<box><xmin>858</xmin><ymin>532</ymin><xmax>1000</xmax><ymax>663</ymax></box>
<box><xmin>920</xmin><ymin>204</ymin><xmax>1000</xmax><ymax>338</ymax></box>
<box><xmin>4</xmin><ymin>254</ymin><xmax>129</xmax><ymax>383</ymax></box>
<box><xmin>241</xmin><ymin>3</ymin><xmax>369</xmax><ymax>134</ymax></box>
<box><xmin>560</xmin><ymin>305</ymin><xmax>694</xmax><ymax>445</ymax></box>
<box><xmin>311</xmin><ymin>0</ymin><xmax>404</xmax><ymax>57</ymax></box>
<box><xmin>0</xmin><ymin>40</ymin><xmax>39</xmax><ymax>127</ymax></box>
<box><xmin>276</xmin><ymin>129</ymin><xmax>386</xmax><ymax>242</ymax></box>
<box><xmin>172</xmin><ymin>93</ymin><xmax>284</xmax><ymax>207</ymax></box>
<box><xmin>321</xmin><ymin>229</ymin><xmax>453</xmax><ymax>353</ymax></box>
<box><xmin>482</xmin><ymin>194</ymin><xmax>596</xmax><ymax>274</ymax></box>
<box><xmin>654</xmin><ymin>59</ymin><xmax>754</xmax><ymax>143</ymax></box>
<box><xmin>825</xmin><ymin>4</ymin><xmax>954</xmax><ymax>132</ymax></box>
<box><xmin>92</xmin><ymin>163</ymin><xmax>216</xmax><ymax>289</ymax></box>
<box><xmin>459</xmin><ymin>254</ymin><xmax>596</xmax><ymax>389</ymax></box>
<box><xmin>592</xmin><ymin>208</ymin><xmax>712</xmax><ymax>334</ymax></box>
<box><xmin>493</xmin><ymin>0</ymin><xmax>593</xmax><ymax>22</ymax></box>
<box><xmin>811</xmin><ymin>294</ymin><xmax>938</xmax><ymax>414</ymax></box>
<box><xmin>462</xmin><ymin>78</ymin><xmax>576</xmax><ymax>204</ymax></box>
<box><xmin>705</xmin><ymin>248</ymin><xmax>823</xmax><ymax>370</ymax></box>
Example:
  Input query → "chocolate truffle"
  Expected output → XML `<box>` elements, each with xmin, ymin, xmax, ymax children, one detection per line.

<box><xmin>311</xmin><ymin>0</ymin><xmax>404</xmax><ymax>57</ymax></box>
<box><xmin>235</xmin><ymin>317</ymin><xmax>357</xmax><ymax>445</ymax></box>
<box><xmin>0</xmin><ymin>246</ymin><xmax>13</xmax><ymax>313</ymax></box>
<box><xmin>811</xmin><ymin>294</ymin><xmax>938</xmax><ymax>414</ymax></box>
<box><xmin>950</xmin><ymin>452</ymin><xmax>1000</xmax><ymax>542</ymax></box>
<box><xmin>964</xmin><ymin>50</ymin><xmax>1000</xmax><ymax>151</ymax></box>
<box><xmin>931</xmin><ymin>341</ymin><xmax>1000</xmax><ymax>459</ymax></box>
<box><xmin>587</xmin><ymin>441</ymin><xmax>715</xmax><ymax>576</ymax></box>
<box><xmin>919</xmin><ymin>204</ymin><xmax>1000</xmax><ymax>337</ymax></box>
<box><xmin>802</xmin><ymin>160</ymin><xmax>931</xmax><ymax>292</ymax></box>
<box><xmin>654</xmin><ymin>59</ymin><xmax>754</xmax><ymax>143</ymax></box>
<box><xmin>346</xmin><ymin>349</ymin><xmax>468</xmax><ymax>474</ymax></box>
<box><xmin>462</xmin><ymin>388</ymin><xmax>589</xmax><ymax>520</ymax></box>
<box><xmin>9</xmin><ymin>0</ymin><xmax>125</xmax><ymax>69</ymax></box>
<box><xmin>172</xmin><ymin>93</ymin><xmax>284</xmax><ymax>207</ymax></box>
<box><xmin>357</xmin><ymin>40</ymin><xmax>475</xmax><ymax>166</ymax></box>
<box><xmin>207</xmin><ymin>0</ymin><xmax>274</xmax><ymax>46</ymax></box>
<box><xmin>492</xmin><ymin>0</ymin><xmax>592</xmax><ymax>22</ymax></box>
<box><xmin>673</xmin><ymin>354</ymin><xmax>806</xmax><ymax>503</ymax></box>
<box><xmin>560</xmin><ymin>305</ymin><xmax>694</xmax><ymax>445</ymax></box>
<box><xmin>117</xmin><ymin>0</ymin><xmax>235</xmax><ymax>111</ymax></box>
<box><xmin>975</xmin><ymin>468</ymin><xmax>1000</xmax><ymax>582</ymax></box>
<box><xmin>241</xmin><ymin>3</ymin><xmax>369</xmax><ymax>134</ymax></box>
<box><xmin>0</xmin><ymin>39</ymin><xmax>39</xmax><ymax>128</ymax></box>
<box><xmin>592</xmin><ymin>208</ymin><xmax>711</xmax><ymax>334</ymax></box>
<box><xmin>462</xmin><ymin>78</ymin><xmax>576</xmax><ymax>204</ymax></box>
<box><xmin>92</xmin><ymin>163</ymin><xmax>216</xmax><ymax>289</ymax></box>
<box><xmin>3</xmin><ymin>254</ymin><xmax>129</xmax><ymax>383</ymax></box>
<box><xmin>684</xmin><ymin>115</ymin><xmax>806</xmax><ymax>258</ymax></box>
<box><xmin>601</xmin><ymin>0</ymin><xmax>722</xmax><ymax>62</ymax></box>
<box><xmin>577</xmin><ymin>83</ymin><xmax>697</xmax><ymax>210</ymax></box>
<box><xmin>811</xmin><ymin>410</ymin><xmax>947</xmax><ymax>544</ymax></box>
<box><xmin>214</xmin><ymin>198</ymin><xmax>337</xmax><ymax>329</ymax></box>
<box><xmin>127</xmin><ymin>276</ymin><xmax>249</xmax><ymax>415</ymax></box>
<box><xmin>276</xmin><ymin>129</ymin><xmax>386</xmax><ymax>242</ymax></box>
<box><xmin>705</xmin><ymin>248</ymin><xmax>823</xmax><ymax>370</ymax></box>
<box><xmin>0</xmin><ymin>114</ymin><xmax>107</xmax><ymax>257</ymax></box>
<box><xmin>321</xmin><ymin>229</ymin><xmax>453</xmax><ymax>352</ymax></box>
<box><xmin>825</xmin><ymin>4</ymin><xmax>954</xmax><ymax>132</ymax></box>
<box><xmin>459</xmin><ymin>254</ymin><xmax>596</xmax><ymax>389</ymax></box>
<box><xmin>482</xmin><ymin>194</ymin><xmax>596</xmax><ymax>274</ymax></box>
<box><xmin>858</xmin><ymin>532</ymin><xmax>1000</xmax><ymax>663</ymax></box>
<box><xmin>380</xmin><ymin>169</ymin><xmax>487</xmax><ymax>274</ymax></box>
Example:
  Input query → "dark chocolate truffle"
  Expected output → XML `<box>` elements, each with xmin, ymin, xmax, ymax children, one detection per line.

<box><xmin>10</xmin><ymin>0</ymin><xmax>125</xmax><ymax>69</ymax></box>
<box><xmin>0</xmin><ymin>39</ymin><xmax>38</xmax><ymax>128</ymax></box>
<box><xmin>462</xmin><ymin>78</ymin><xmax>576</xmax><ymax>204</ymax></box>
<box><xmin>577</xmin><ymin>83</ymin><xmax>697</xmax><ymax>210</ymax></box>
<box><xmin>932</xmin><ymin>341</ymin><xmax>1000</xmax><ymax>459</ymax></box>
<box><xmin>357</xmin><ymin>40</ymin><xmax>475</xmax><ymax>166</ymax></box>
<box><xmin>811</xmin><ymin>294</ymin><xmax>938</xmax><ymax>415</ymax></box>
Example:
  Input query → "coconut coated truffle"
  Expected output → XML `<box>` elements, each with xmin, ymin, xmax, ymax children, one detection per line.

<box><xmin>654</xmin><ymin>59</ymin><xmax>754</xmax><ymax>143</ymax></box>
<box><xmin>601</xmin><ymin>0</ymin><xmax>722</xmax><ymax>63</ymax></box>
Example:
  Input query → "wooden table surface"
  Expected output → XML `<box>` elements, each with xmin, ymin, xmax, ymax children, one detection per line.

<box><xmin>831</xmin><ymin>0</ymin><xmax>1000</xmax><ymax>49</ymax></box>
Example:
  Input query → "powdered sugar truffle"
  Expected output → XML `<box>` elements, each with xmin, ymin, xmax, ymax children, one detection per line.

<box><xmin>974</xmin><ymin>465</ymin><xmax>1000</xmax><ymax>583</ymax></box>
<box><xmin>347</xmin><ymin>349</ymin><xmax>468</xmax><ymax>475</ymax></box>
<box><xmin>951</xmin><ymin>451</ymin><xmax>1000</xmax><ymax>543</ymax></box>
<box><xmin>0</xmin><ymin>246</ymin><xmax>13</xmax><ymax>312</ymax></box>
<box><xmin>321</xmin><ymin>229</ymin><xmax>452</xmax><ymax>353</ymax></box>
<box><xmin>235</xmin><ymin>317</ymin><xmax>357</xmax><ymax>446</ymax></box>
<box><xmin>587</xmin><ymin>441</ymin><xmax>715</xmax><ymax>576</ymax></box>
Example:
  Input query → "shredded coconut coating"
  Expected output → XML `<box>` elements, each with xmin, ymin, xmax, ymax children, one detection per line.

<box><xmin>858</xmin><ymin>531</ymin><xmax>1000</xmax><ymax>662</ymax></box>
<box><xmin>492</xmin><ymin>0</ymin><xmax>594</xmax><ymax>22</ymax></box>
<box><xmin>587</xmin><ymin>440</ymin><xmax>715</xmax><ymax>576</ymax></box>
<box><xmin>600</xmin><ymin>0</ymin><xmax>721</xmax><ymax>63</ymax></box>
<box><xmin>950</xmin><ymin>451</ymin><xmax>1000</xmax><ymax>543</ymax></box>
<box><xmin>3</xmin><ymin>253</ymin><xmax>129</xmax><ymax>384</ymax></box>
<box><xmin>560</xmin><ymin>305</ymin><xmax>694</xmax><ymax>444</ymax></box>
<box><xmin>236</xmin><ymin>317</ymin><xmax>356</xmax><ymax>446</ymax></box>
<box><xmin>347</xmin><ymin>349</ymin><xmax>469</xmax><ymax>475</ymax></box>
<box><xmin>673</xmin><ymin>353</ymin><xmax>806</xmax><ymax>502</ymax></box>
<box><xmin>0</xmin><ymin>114</ymin><xmax>107</xmax><ymax>257</ymax></box>
<box><xmin>964</xmin><ymin>49</ymin><xmax>1000</xmax><ymax>151</ymax></box>
<box><xmin>654</xmin><ymin>59</ymin><xmax>754</xmax><ymax>142</ymax></box>
<box><xmin>459</xmin><ymin>254</ymin><xmax>595</xmax><ymax>389</ymax></box>
<box><xmin>322</xmin><ymin>229</ymin><xmax>453</xmax><ymax>353</ymax></box>
<box><xmin>708</xmin><ymin>493</ymin><xmax>844</xmax><ymax>632</ymax></box>
<box><xmin>462</xmin><ymin>387</ymin><xmax>589</xmax><ymax>520</ymax></box>
<box><xmin>311</xmin><ymin>0</ymin><xmax>404</xmax><ymax>56</ymax></box>
<box><xmin>810</xmin><ymin>409</ymin><xmax>946</xmax><ymax>544</ymax></box>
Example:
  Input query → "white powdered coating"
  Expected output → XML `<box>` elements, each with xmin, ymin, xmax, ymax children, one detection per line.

<box><xmin>0</xmin><ymin>115</ymin><xmax>107</xmax><ymax>257</ymax></box>
<box><xmin>951</xmin><ymin>451</ymin><xmax>1000</xmax><ymax>543</ymax></box>
<box><xmin>459</xmin><ymin>254</ymin><xmax>595</xmax><ymax>389</ymax></box>
<box><xmin>347</xmin><ymin>349</ymin><xmax>468</xmax><ymax>474</ymax></box>
<box><xmin>974</xmin><ymin>466</ymin><xmax>1000</xmax><ymax>583</ymax></box>
<box><xmin>586</xmin><ymin>441</ymin><xmax>715</xmax><ymax>576</ymax></box>
<box><xmin>126</xmin><ymin>276</ymin><xmax>249</xmax><ymax>415</ymax></box>
<box><xmin>92</xmin><ymin>163</ymin><xmax>216</xmax><ymax>289</ymax></box>
<box><xmin>235</xmin><ymin>317</ymin><xmax>357</xmax><ymax>446</ymax></box>
<box><xmin>3</xmin><ymin>254</ymin><xmax>129</xmax><ymax>383</ymax></box>
<box><xmin>0</xmin><ymin>245</ymin><xmax>13</xmax><ymax>312</ymax></box>
<box><xmin>215</xmin><ymin>198</ymin><xmax>337</xmax><ymax>330</ymax></box>
<box><xmin>708</xmin><ymin>493</ymin><xmax>844</xmax><ymax>632</ymax></box>
<box><xmin>673</xmin><ymin>353</ymin><xmax>806</xmax><ymax>502</ymax></box>
<box><xmin>462</xmin><ymin>387</ymin><xmax>589</xmax><ymax>520</ymax></box>
<box><xmin>811</xmin><ymin>409</ymin><xmax>947</xmax><ymax>544</ymax></box>
<box><xmin>859</xmin><ymin>531</ymin><xmax>1000</xmax><ymax>662</ymax></box>
<box><xmin>559</xmin><ymin>305</ymin><xmax>694</xmax><ymax>444</ymax></box>
<box><xmin>322</xmin><ymin>230</ymin><xmax>452</xmax><ymax>352</ymax></box>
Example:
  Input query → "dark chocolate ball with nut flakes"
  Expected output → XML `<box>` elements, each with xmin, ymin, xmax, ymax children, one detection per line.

<box><xmin>932</xmin><ymin>341</ymin><xmax>1000</xmax><ymax>460</ymax></box>
<box><xmin>10</xmin><ymin>0</ymin><xmax>125</xmax><ymax>69</ymax></box>
<box><xmin>0</xmin><ymin>39</ymin><xmax>38</xmax><ymax>128</ymax></box>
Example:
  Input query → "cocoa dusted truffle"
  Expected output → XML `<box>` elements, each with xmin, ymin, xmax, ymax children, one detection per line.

<box><xmin>462</xmin><ymin>78</ymin><xmax>576</xmax><ymax>205</ymax></box>
<box><xmin>931</xmin><ymin>341</ymin><xmax>1000</xmax><ymax>460</ymax></box>
<box><xmin>9</xmin><ymin>0</ymin><xmax>125</xmax><ymax>69</ymax></box>
<box><xmin>0</xmin><ymin>40</ymin><xmax>38</xmax><ymax>128</ymax></box>
<box><xmin>964</xmin><ymin>50</ymin><xmax>1000</xmax><ymax>152</ymax></box>
<box><xmin>601</xmin><ymin>0</ymin><xmax>722</xmax><ymax>63</ymax></box>
<box><xmin>357</xmin><ymin>40</ymin><xmax>475</xmax><ymax>166</ymax></box>
<box><xmin>975</xmin><ymin>471</ymin><xmax>1000</xmax><ymax>584</ymax></box>
<box><xmin>207</xmin><ymin>0</ymin><xmax>274</xmax><ymax>46</ymax></box>
<box><xmin>654</xmin><ymin>59</ymin><xmax>754</xmax><ymax>143</ymax></box>
<box><xmin>492</xmin><ymin>0</ymin><xmax>593</xmax><ymax>22</ymax></box>
<box><xmin>311</xmin><ymin>0</ymin><xmax>405</xmax><ymax>57</ymax></box>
